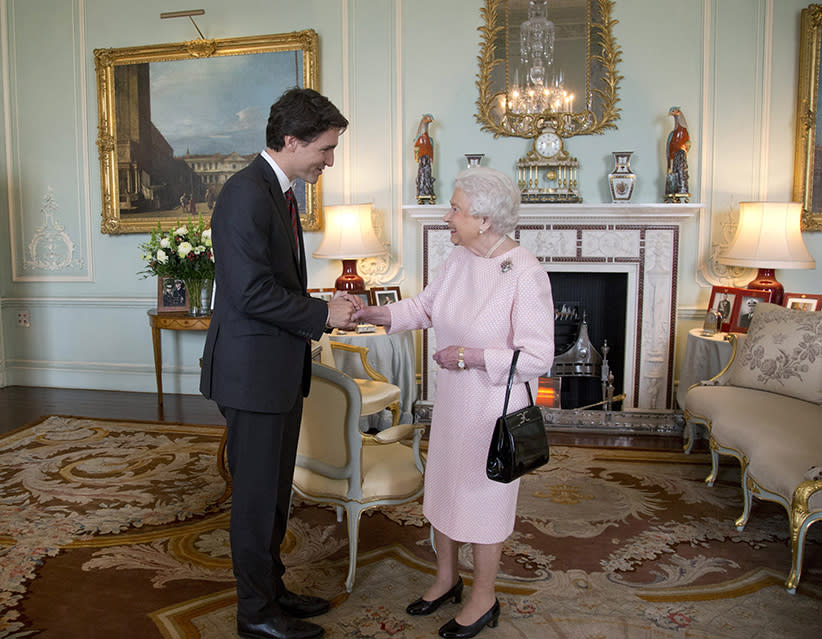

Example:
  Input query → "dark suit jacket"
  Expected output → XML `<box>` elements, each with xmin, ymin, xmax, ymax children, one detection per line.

<box><xmin>200</xmin><ymin>154</ymin><xmax>327</xmax><ymax>413</ymax></box>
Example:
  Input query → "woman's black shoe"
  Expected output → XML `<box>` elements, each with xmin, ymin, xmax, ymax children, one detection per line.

<box><xmin>438</xmin><ymin>599</ymin><xmax>500</xmax><ymax>639</ymax></box>
<box><xmin>405</xmin><ymin>577</ymin><xmax>464</xmax><ymax>616</ymax></box>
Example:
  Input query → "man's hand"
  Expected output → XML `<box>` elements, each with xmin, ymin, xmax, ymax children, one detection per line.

<box><xmin>327</xmin><ymin>292</ymin><xmax>360</xmax><ymax>330</ymax></box>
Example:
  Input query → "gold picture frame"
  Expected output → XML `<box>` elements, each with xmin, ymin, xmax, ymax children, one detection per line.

<box><xmin>475</xmin><ymin>0</ymin><xmax>623</xmax><ymax>139</ymax></box>
<box><xmin>94</xmin><ymin>31</ymin><xmax>320</xmax><ymax>234</ymax></box>
<box><xmin>793</xmin><ymin>4</ymin><xmax>822</xmax><ymax>231</ymax></box>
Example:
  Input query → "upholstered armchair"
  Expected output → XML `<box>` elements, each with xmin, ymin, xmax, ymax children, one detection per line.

<box><xmin>292</xmin><ymin>361</ymin><xmax>425</xmax><ymax>592</ymax></box>
<box><xmin>317</xmin><ymin>333</ymin><xmax>402</xmax><ymax>429</ymax></box>
<box><xmin>684</xmin><ymin>303</ymin><xmax>822</xmax><ymax>592</ymax></box>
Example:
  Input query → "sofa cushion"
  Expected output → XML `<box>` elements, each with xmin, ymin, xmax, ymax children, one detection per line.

<box><xmin>685</xmin><ymin>385</ymin><xmax>822</xmax><ymax>456</ymax></box>
<box><xmin>726</xmin><ymin>302</ymin><xmax>822</xmax><ymax>404</ymax></box>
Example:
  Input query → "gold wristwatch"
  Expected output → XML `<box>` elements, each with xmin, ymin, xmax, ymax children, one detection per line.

<box><xmin>457</xmin><ymin>347</ymin><xmax>466</xmax><ymax>370</ymax></box>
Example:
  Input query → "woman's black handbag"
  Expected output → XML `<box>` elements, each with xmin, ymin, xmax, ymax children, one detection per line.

<box><xmin>486</xmin><ymin>350</ymin><xmax>550</xmax><ymax>483</ymax></box>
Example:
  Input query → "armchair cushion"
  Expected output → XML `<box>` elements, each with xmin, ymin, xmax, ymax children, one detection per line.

<box><xmin>726</xmin><ymin>303</ymin><xmax>822</xmax><ymax>404</ymax></box>
<box><xmin>355</xmin><ymin>379</ymin><xmax>401</xmax><ymax>416</ymax></box>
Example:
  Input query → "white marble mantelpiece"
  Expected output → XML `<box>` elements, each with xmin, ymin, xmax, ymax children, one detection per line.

<box><xmin>404</xmin><ymin>203</ymin><xmax>703</xmax><ymax>410</ymax></box>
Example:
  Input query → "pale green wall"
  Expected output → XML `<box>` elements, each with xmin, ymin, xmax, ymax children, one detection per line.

<box><xmin>0</xmin><ymin>0</ymin><xmax>819</xmax><ymax>396</ymax></box>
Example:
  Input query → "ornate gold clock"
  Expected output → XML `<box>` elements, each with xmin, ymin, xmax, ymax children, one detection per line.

<box><xmin>516</xmin><ymin>127</ymin><xmax>581</xmax><ymax>203</ymax></box>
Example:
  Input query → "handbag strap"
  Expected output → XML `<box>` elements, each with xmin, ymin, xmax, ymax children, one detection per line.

<box><xmin>502</xmin><ymin>350</ymin><xmax>534</xmax><ymax>416</ymax></box>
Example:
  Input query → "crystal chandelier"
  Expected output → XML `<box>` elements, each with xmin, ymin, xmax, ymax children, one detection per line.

<box><xmin>507</xmin><ymin>0</ymin><xmax>573</xmax><ymax>115</ymax></box>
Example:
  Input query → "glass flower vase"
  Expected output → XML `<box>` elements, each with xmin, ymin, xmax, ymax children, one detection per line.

<box><xmin>184</xmin><ymin>278</ymin><xmax>213</xmax><ymax>316</ymax></box>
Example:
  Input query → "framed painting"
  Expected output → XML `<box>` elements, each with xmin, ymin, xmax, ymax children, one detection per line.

<box><xmin>728</xmin><ymin>289</ymin><xmax>773</xmax><ymax>333</ymax></box>
<box><xmin>793</xmin><ymin>4</ymin><xmax>822</xmax><ymax>231</ymax></box>
<box><xmin>94</xmin><ymin>31</ymin><xmax>320</xmax><ymax>234</ymax></box>
<box><xmin>783</xmin><ymin>292</ymin><xmax>822</xmax><ymax>311</ymax></box>
<box><xmin>369</xmin><ymin>286</ymin><xmax>401</xmax><ymax>306</ymax></box>
<box><xmin>707</xmin><ymin>285</ymin><xmax>738</xmax><ymax>332</ymax></box>
<box><xmin>157</xmin><ymin>276</ymin><xmax>188</xmax><ymax>312</ymax></box>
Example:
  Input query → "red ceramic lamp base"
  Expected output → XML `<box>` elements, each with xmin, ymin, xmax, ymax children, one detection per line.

<box><xmin>334</xmin><ymin>259</ymin><xmax>366</xmax><ymax>294</ymax></box>
<box><xmin>746</xmin><ymin>268</ymin><xmax>784</xmax><ymax>306</ymax></box>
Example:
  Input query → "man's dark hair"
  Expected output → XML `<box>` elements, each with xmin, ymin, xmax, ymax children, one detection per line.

<box><xmin>266</xmin><ymin>87</ymin><xmax>348</xmax><ymax>150</ymax></box>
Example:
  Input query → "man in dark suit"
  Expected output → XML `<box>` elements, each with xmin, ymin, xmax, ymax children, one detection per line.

<box><xmin>200</xmin><ymin>88</ymin><xmax>361</xmax><ymax>639</ymax></box>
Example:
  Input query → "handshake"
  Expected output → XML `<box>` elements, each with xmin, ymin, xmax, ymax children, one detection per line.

<box><xmin>327</xmin><ymin>291</ymin><xmax>392</xmax><ymax>331</ymax></box>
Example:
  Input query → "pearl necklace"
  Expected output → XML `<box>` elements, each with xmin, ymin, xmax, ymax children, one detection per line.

<box><xmin>483</xmin><ymin>236</ymin><xmax>506</xmax><ymax>258</ymax></box>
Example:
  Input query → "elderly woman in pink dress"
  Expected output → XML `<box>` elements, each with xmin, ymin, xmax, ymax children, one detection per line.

<box><xmin>353</xmin><ymin>167</ymin><xmax>554</xmax><ymax>639</ymax></box>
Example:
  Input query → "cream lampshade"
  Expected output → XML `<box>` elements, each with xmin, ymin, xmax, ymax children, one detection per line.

<box><xmin>718</xmin><ymin>201</ymin><xmax>815</xmax><ymax>305</ymax></box>
<box><xmin>313</xmin><ymin>203</ymin><xmax>384</xmax><ymax>293</ymax></box>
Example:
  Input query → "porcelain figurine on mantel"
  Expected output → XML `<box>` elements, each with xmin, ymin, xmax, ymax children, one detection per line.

<box><xmin>665</xmin><ymin>106</ymin><xmax>690</xmax><ymax>203</ymax></box>
<box><xmin>414</xmin><ymin>113</ymin><xmax>436</xmax><ymax>204</ymax></box>
<box><xmin>608</xmin><ymin>151</ymin><xmax>636</xmax><ymax>203</ymax></box>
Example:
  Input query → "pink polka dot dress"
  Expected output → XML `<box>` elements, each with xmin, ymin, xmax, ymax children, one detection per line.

<box><xmin>388</xmin><ymin>245</ymin><xmax>554</xmax><ymax>543</ymax></box>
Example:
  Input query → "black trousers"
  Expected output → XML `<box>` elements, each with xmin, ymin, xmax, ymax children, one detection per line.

<box><xmin>219</xmin><ymin>398</ymin><xmax>303</xmax><ymax>621</ymax></box>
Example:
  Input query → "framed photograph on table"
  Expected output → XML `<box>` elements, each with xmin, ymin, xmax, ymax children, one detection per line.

<box><xmin>307</xmin><ymin>288</ymin><xmax>336</xmax><ymax>302</ymax></box>
<box><xmin>729</xmin><ymin>289</ymin><xmax>773</xmax><ymax>333</ymax></box>
<box><xmin>352</xmin><ymin>292</ymin><xmax>371</xmax><ymax>307</ymax></box>
<box><xmin>369</xmin><ymin>286</ymin><xmax>401</xmax><ymax>306</ymax></box>
<box><xmin>707</xmin><ymin>285</ymin><xmax>738</xmax><ymax>331</ymax></box>
<box><xmin>157</xmin><ymin>277</ymin><xmax>188</xmax><ymax>312</ymax></box>
<box><xmin>783</xmin><ymin>292</ymin><xmax>822</xmax><ymax>311</ymax></box>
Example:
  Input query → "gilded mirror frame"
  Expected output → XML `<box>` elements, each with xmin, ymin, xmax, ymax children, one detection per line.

<box><xmin>793</xmin><ymin>4</ymin><xmax>822</xmax><ymax>231</ymax></box>
<box><xmin>95</xmin><ymin>31</ymin><xmax>320</xmax><ymax>234</ymax></box>
<box><xmin>476</xmin><ymin>0</ymin><xmax>622</xmax><ymax>139</ymax></box>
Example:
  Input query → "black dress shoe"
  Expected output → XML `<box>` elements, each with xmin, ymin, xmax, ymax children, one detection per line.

<box><xmin>438</xmin><ymin>599</ymin><xmax>500</xmax><ymax>639</ymax></box>
<box><xmin>277</xmin><ymin>590</ymin><xmax>330</xmax><ymax>619</ymax></box>
<box><xmin>406</xmin><ymin>577</ymin><xmax>464</xmax><ymax>616</ymax></box>
<box><xmin>237</xmin><ymin>615</ymin><xmax>324</xmax><ymax>639</ymax></box>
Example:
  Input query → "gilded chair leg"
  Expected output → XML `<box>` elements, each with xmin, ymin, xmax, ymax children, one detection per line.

<box><xmin>786</xmin><ymin>484</ymin><xmax>821</xmax><ymax>593</ymax></box>
<box><xmin>735</xmin><ymin>464</ymin><xmax>752</xmax><ymax>530</ymax></box>
<box><xmin>682</xmin><ymin>421</ymin><xmax>695</xmax><ymax>454</ymax></box>
<box><xmin>705</xmin><ymin>445</ymin><xmax>719</xmax><ymax>487</ymax></box>
<box><xmin>344</xmin><ymin>505</ymin><xmax>364</xmax><ymax>593</ymax></box>
<box><xmin>388</xmin><ymin>402</ymin><xmax>401</xmax><ymax>427</ymax></box>
<box><xmin>786</xmin><ymin>514</ymin><xmax>807</xmax><ymax>593</ymax></box>
<box><xmin>209</xmin><ymin>428</ymin><xmax>232</xmax><ymax>511</ymax></box>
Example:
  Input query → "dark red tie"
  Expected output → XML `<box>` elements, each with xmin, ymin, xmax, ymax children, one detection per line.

<box><xmin>284</xmin><ymin>187</ymin><xmax>300</xmax><ymax>250</ymax></box>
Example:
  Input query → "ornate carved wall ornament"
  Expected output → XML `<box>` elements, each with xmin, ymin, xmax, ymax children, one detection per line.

<box><xmin>24</xmin><ymin>189</ymin><xmax>84</xmax><ymax>272</ymax></box>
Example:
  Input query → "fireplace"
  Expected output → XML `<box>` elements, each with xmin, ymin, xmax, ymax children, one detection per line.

<box><xmin>404</xmin><ymin>203</ymin><xmax>700</xmax><ymax>415</ymax></box>
<box><xmin>550</xmin><ymin>271</ymin><xmax>628</xmax><ymax>409</ymax></box>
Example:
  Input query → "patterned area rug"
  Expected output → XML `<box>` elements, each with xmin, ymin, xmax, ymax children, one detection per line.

<box><xmin>1</xmin><ymin>416</ymin><xmax>821</xmax><ymax>638</ymax></box>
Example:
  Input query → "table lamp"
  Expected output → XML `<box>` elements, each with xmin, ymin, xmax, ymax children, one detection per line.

<box><xmin>717</xmin><ymin>201</ymin><xmax>815</xmax><ymax>306</ymax></box>
<box><xmin>313</xmin><ymin>203</ymin><xmax>384</xmax><ymax>293</ymax></box>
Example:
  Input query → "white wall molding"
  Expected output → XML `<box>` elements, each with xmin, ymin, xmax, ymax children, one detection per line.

<box><xmin>4</xmin><ymin>358</ymin><xmax>201</xmax><ymax>394</ymax></box>
<box><xmin>6</xmin><ymin>0</ymin><xmax>92</xmax><ymax>282</ymax></box>
<box><xmin>696</xmin><ymin>0</ymin><xmax>717</xmax><ymax>287</ymax></box>
<box><xmin>698</xmin><ymin>0</ymin><xmax>773</xmax><ymax>289</ymax></box>
<box><xmin>1</xmin><ymin>296</ymin><xmax>154</xmax><ymax>310</ymax></box>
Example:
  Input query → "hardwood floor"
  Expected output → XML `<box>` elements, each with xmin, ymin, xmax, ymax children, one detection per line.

<box><xmin>0</xmin><ymin>386</ymin><xmax>225</xmax><ymax>436</ymax></box>
<box><xmin>0</xmin><ymin>386</ymin><xmax>698</xmax><ymax>451</ymax></box>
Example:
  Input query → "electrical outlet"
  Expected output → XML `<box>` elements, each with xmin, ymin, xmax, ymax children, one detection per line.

<box><xmin>17</xmin><ymin>310</ymin><xmax>30</xmax><ymax>327</ymax></box>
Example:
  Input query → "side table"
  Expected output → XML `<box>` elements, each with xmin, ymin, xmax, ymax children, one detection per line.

<box><xmin>147</xmin><ymin>309</ymin><xmax>211</xmax><ymax>408</ymax></box>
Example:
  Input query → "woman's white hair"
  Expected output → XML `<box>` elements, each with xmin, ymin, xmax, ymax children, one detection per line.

<box><xmin>454</xmin><ymin>167</ymin><xmax>521</xmax><ymax>235</ymax></box>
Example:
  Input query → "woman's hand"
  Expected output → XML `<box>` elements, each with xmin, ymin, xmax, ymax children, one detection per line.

<box><xmin>433</xmin><ymin>346</ymin><xmax>484</xmax><ymax>371</ymax></box>
<box><xmin>352</xmin><ymin>304</ymin><xmax>391</xmax><ymax>329</ymax></box>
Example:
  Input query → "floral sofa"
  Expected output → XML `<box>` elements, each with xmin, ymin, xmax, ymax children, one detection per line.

<box><xmin>684</xmin><ymin>302</ymin><xmax>822</xmax><ymax>593</ymax></box>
